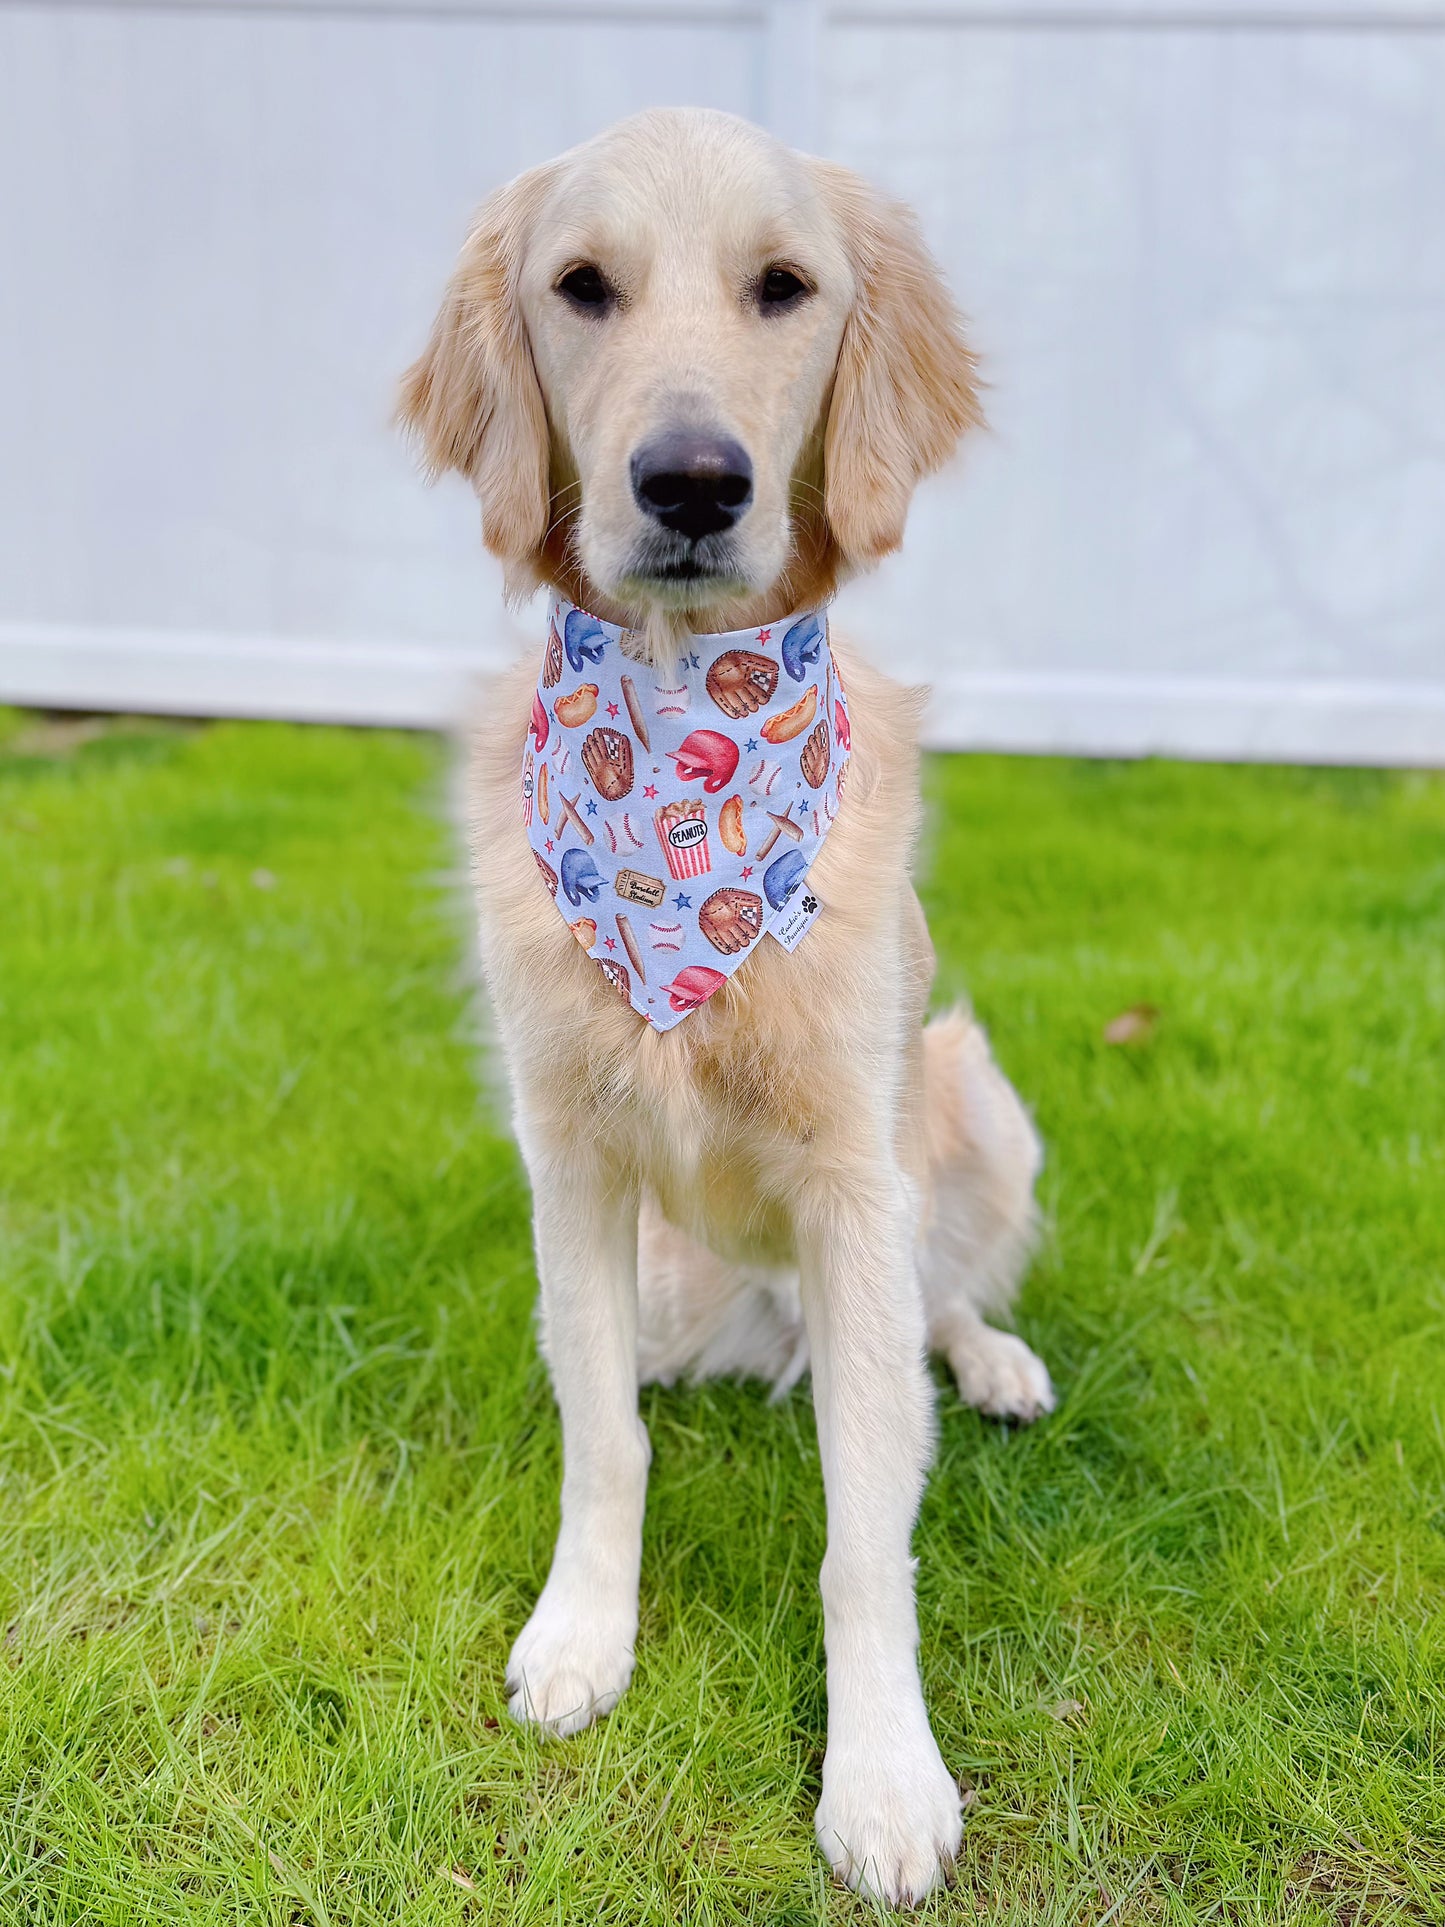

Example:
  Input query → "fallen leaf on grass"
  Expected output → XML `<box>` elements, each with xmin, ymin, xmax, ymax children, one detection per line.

<box><xmin>1104</xmin><ymin>1004</ymin><xmax>1159</xmax><ymax>1045</ymax></box>
<box><xmin>11</xmin><ymin>717</ymin><xmax>115</xmax><ymax>757</ymax></box>
<box><xmin>447</xmin><ymin>1867</ymin><xmax>477</xmax><ymax>1892</ymax></box>
<box><xmin>1048</xmin><ymin>1698</ymin><xmax>1087</xmax><ymax>1722</ymax></box>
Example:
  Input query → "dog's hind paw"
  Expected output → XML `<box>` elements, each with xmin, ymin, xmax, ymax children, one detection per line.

<box><xmin>505</xmin><ymin>1588</ymin><xmax>635</xmax><ymax>1738</ymax></box>
<box><xmin>816</xmin><ymin>1724</ymin><xmax>963</xmax><ymax>1906</ymax></box>
<box><xmin>949</xmin><ymin>1324</ymin><xmax>1054</xmax><ymax>1424</ymax></box>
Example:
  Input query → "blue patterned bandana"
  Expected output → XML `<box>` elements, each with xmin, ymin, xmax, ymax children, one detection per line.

<box><xmin>522</xmin><ymin>598</ymin><xmax>852</xmax><ymax>1029</ymax></box>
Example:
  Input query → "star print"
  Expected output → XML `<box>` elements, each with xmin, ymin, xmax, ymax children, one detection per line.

<box><xmin>585</xmin><ymin>799</ymin><xmax>598</xmax><ymax>816</ymax></box>
<box><xmin>740</xmin><ymin>865</ymin><xmax>753</xmax><ymax>879</ymax></box>
<box><xmin>745</xmin><ymin>738</ymin><xmax>758</xmax><ymax>753</ymax></box>
<box><xmin>544</xmin><ymin>838</ymin><xmax>554</xmax><ymax>853</ymax></box>
<box><xmin>643</xmin><ymin>784</ymin><xmax>658</xmax><ymax>799</ymax></box>
<box><xmin>677</xmin><ymin>656</ymin><xmax>689</xmax><ymax>674</ymax></box>
<box><xmin>688</xmin><ymin>652</ymin><xmax>700</xmax><ymax>670</ymax></box>
<box><xmin>604</xmin><ymin>936</ymin><xmax>616</xmax><ymax>950</ymax></box>
<box><xmin>606</xmin><ymin>701</ymin><xmax>619</xmax><ymax>719</ymax></box>
<box><xmin>673</xmin><ymin>893</ymin><xmax>692</xmax><ymax>910</ymax></box>
<box><xmin>757</xmin><ymin>628</ymin><xmax>772</xmax><ymax>644</ymax></box>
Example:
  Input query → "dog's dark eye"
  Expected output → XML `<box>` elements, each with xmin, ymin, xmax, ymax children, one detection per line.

<box><xmin>758</xmin><ymin>267</ymin><xmax>809</xmax><ymax>309</ymax></box>
<box><xmin>557</xmin><ymin>264</ymin><xmax>611</xmax><ymax>310</ymax></box>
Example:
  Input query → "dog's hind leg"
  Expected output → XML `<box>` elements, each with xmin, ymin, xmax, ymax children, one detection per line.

<box><xmin>917</xmin><ymin>1009</ymin><xmax>1055</xmax><ymax>1423</ymax></box>
<box><xmin>636</xmin><ymin>1205</ymin><xmax>808</xmax><ymax>1395</ymax></box>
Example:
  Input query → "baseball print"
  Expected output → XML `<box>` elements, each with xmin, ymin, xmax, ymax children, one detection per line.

<box><xmin>523</xmin><ymin>597</ymin><xmax>850</xmax><ymax>1029</ymax></box>
<box><xmin>603</xmin><ymin>811</ymin><xmax>645</xmax><ymax>854</ymax></box>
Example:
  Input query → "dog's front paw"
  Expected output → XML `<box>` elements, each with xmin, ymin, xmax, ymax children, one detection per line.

<box><xmin>815</xmin><ymin>1725</ymin><xmax>963</xmax><ymax>1906</ymax></box>
<box><xmin>950</xmin><ymin>1325</ymin><xmax>1055</xmax><ymax>1423</ymax></box>
<box><xmin>506</xmin><ymin>1586</ymin><xmax>635</xmax><ymax>1737</ymax></box>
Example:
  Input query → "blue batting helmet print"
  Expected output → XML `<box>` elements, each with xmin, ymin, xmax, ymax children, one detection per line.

<box><xmin>564</xmin><ymin>610</ymin><xmax>610</xmax><ymax>672</ymax></box>
<box><xmin>763</xmin><ymin>849</ymin><xmax>807</xmax><ymax>911</ymax></box>
<box><xmin>560</xmin><ymin>847</ymin><xmax>604</xmax><ymax>906</ymax></box>
<box><xmin>779</xmin><ymin>612</ymin><xmax>824</xmax><ymax>683</ymax></box>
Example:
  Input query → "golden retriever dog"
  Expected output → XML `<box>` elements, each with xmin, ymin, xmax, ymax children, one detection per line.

<box><xmin>401</xmin><ymin>106</ymin><xmax>1053</xmax><ymax>1906</ymax></box>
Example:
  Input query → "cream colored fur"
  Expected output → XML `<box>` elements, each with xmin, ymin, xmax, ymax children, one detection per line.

<box><xmin>403</xmin><ymin>107</ymin><xmax>1052</xmax><ymax>1908</ymax></box>
<box><xmin>634</xmin><ymin>1008</ymin><xmax>1047</xmax><ymax>1412</ymax></box>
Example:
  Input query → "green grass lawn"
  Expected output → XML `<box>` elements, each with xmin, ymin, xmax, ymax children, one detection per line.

<box><xmin>1</xmin><ymin>707</ymin><xmax>1442</xmax><ymax>1925</ymax></box>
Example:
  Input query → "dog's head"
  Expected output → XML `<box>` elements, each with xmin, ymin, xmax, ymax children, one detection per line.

<box><xmin>400</xmin><ymin>109</ymin><xmax>980</xmax><ymax>621</ymax></box>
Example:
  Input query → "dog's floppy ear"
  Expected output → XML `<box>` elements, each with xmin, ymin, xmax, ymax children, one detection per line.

<box><xmin>812</xmin><ymin>162</ymin><xmax>983</xmax><ymax>568</ymax></box>
<box><xmin>399</xmin><ymin>170</ymin><xmax>551</xmax><ymax>577</ymax></box>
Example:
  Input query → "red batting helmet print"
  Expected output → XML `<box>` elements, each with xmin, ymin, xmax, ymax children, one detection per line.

<box><xmin>661</xmin><ymin>964</ymin><xmax>727</xmax><ymax>1013</ymax></box>
<box><xmin>667</xmin><ymin>729</ymin><xmax>739</xmax><ymax>794</ymax></box>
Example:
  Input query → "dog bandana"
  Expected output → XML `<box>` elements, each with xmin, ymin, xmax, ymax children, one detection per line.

<box><xmin>523</xmin><ymin>597</ymin><xmax>851</xmax><ymax>1030</ymax></box>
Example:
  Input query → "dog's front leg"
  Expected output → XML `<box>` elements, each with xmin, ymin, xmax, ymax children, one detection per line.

<box><xmin>506</xmin><ymin>1142</ymin><xmax>648</xmax><ymax>1737</ymax></box>
<box><xmin>800</xmin><ymin>1168</ymin><xmax>963</xmax><ymax>1906</ymax></box>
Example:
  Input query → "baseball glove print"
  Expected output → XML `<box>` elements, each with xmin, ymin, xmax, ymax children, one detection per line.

<box><xmin>581</xmin><ymin>726</ymin><xmax>635</xmax><ymax>802</ymax></box>
<box><xmin>542</xmin><ymin>621</ymin><xmax>564</xmax><ymax>688</ymax></box>
<box><xmin>706</xmin><ymin>649</ymin><xmax>778</xmax><ymax>719</ymax></box>
<box><xmin>597</xmin><ymin>957</ymin><xmax>632</xmax><ymax>1003</ymax></box>
<box><xmin>799</xmin><ymin>718</ymin><xmax>831</xmax><ymax>788</ymax></box>
<box><xmin>698</xmin><ymin>887</ymin><xmax>764</xmax><ymax>955</ymax></box>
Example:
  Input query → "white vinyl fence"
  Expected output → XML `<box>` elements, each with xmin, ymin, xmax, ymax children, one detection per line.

<box><xmin>2</xmin><ymin>0</ymin><xmax>1443</xmax><ymax>761</ymax></box>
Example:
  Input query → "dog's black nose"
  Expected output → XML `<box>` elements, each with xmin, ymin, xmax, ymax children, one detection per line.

<box><xmin>630</xmin><ymin>432</ymin><xmax>753</xmax><ymax>542</ymax></box>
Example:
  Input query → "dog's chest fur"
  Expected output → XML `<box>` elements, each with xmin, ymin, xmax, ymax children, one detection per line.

<box><xmin>468</xmin><ymin>637</ymin><xmax>931</xmax><ymax>1266</ymax></box>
